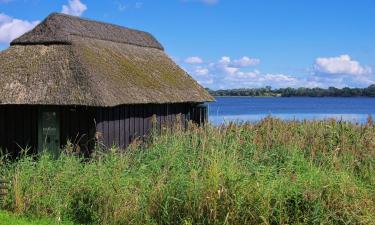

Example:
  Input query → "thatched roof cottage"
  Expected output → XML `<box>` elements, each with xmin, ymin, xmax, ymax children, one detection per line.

<box><xmin>0</xmin><ymin>13</ymin><xmax>213</xmax><ymax>156</ymax></box>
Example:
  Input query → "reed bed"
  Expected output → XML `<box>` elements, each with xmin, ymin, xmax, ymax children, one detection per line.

<box><xmin>1</xmin><ymin>117</ymin><xmax>374</xmax><ymax>224</ymax></box>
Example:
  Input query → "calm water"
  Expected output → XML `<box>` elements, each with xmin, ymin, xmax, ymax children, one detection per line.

<box><xmin>209</xmin><ymin>97</ymin><xmax>375</xmax><ymax>125</ymax></box>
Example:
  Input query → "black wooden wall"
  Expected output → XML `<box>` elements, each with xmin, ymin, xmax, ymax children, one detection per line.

<box><xmin>94</xmin><ymin>104</ymin><xmax>191</xmax><ymax>149</ymax></box>
<box><xmin>0</xmin><ymin>103</ymin><xmax>208</xmax><ymax>156</ymax></box>
<box><xmin>0</xmin><ymin>105</ymin><xmax>38</xmax><ymax>155</ymax></box>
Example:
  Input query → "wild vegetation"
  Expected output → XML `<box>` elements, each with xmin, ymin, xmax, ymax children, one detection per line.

<box><xmin>0</xmin><ymin>117</ymin><xmax>375</xmax><ymax>224</ymax></box>
<box><xmin>207</xmin><ymin>84</ymin><xmax>375</xmax><ymax>97</ymax></box>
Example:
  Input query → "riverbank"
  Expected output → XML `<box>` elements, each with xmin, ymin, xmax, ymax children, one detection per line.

<box><xmin>1</xmin><ymin>118</ymin><xmax>374</xmax><ymax>224</ymax></box>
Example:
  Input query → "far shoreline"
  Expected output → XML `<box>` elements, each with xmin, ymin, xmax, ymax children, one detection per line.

<box><xmin>213</xmin><ymin>96</ymin><xmax>375</xmax><ymax>98</ymax></box>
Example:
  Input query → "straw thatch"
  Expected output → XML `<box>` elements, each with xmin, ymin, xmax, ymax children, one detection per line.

<box><xmin>0</xmin><ymin>13</ymin><xmax>213</xmax><ymax>106</ymax></box>
<box><xmin>11</xmin><ymin>13</ymin><xmax>163</xmax><ymax>50</ymax></box>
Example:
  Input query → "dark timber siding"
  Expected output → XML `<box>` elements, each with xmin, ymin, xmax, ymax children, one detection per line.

<box><xmin>94</xmin><ymin>103</ymin><xmax>195</xmax><ymax>148</ymax></box>
<box><xmin>0</xmin><ymin>103</ymin><xmax>207</xmax><ymax>156</ymax></box>
<box><xmin>0</xmin><ymin>105</ymin><xmax>38</xmax><ymax>155</ymax></box>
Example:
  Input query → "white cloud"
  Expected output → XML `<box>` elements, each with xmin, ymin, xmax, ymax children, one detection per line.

<box><xmin>62</xmin><ymin>0</ymin><xmax>87</xmax><ymax>16</ymax></box>
<box><xmin>194</xmin><ymin>67</ymin><xmax>209</xmax><ymax>76</ymax></box>
<box><xmin>181</xmin><ymin>54</ymin><xmax>375</xmax><ymax>89</ymax></box>
<box><xmin>116</xmin><ymin>1</ymin><xmax>143</xmax><ymax>11</ymax></box>
<box><xmin>232</xmin><ymin>56</ymin><xmax>260</xmax><ymax>67</ymax></box>
<box><xmin>223</xmin><ymin>70</ymin><xmax>299</xmax><ymax>88</ymax></box>
<box><xmin>214</xmin><ymin>56</ymin><xmax>239</xmax><ymax>75</ymax></box>
<box><xmin>0</xmin><ymin>13</ymin><xmax>39</xmax><ymax>44</ymax></box>
<box><xmin>184</xmin><ymin>56</ymin><xmax>203</xmax><ymax>64</ymax></box>
<box><xmin>314</xmin><ymin>54</ymin><xmax>372</xmax><ymax>75</ymax></box>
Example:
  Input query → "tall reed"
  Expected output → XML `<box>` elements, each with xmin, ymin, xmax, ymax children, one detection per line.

<box><xmin>1</xmin><ymin>117</ymin><xmax>374</xmax><ymax>224</ymax></box>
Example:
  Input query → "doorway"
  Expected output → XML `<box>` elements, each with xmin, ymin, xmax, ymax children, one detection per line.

<box><xmin>38</xmin><ymin>107</ymin><xmax>60</xmax><ymax>156</ymax></box>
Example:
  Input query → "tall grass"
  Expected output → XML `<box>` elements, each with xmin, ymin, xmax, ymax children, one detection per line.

<box><xmin>1</xmin><ymin>117</ymin><xmax>375</xmax><ymax>224</ymax></box>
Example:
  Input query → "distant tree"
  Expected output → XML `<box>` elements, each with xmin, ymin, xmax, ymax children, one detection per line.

<box><xmin>206</xmin><ymin>85</ymin><xmax>375</xmax><ymax>97</ymax></box>
<box><xmin>365</xmin><ymin>85</ymin><xmax>375</xmax><ymax>97</ymax></box>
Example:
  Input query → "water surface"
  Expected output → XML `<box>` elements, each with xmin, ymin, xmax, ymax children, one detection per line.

<box><xmin>209</xmin><ymin>97</ymin><xmax>375</xmax><ymax>125</ymax></box>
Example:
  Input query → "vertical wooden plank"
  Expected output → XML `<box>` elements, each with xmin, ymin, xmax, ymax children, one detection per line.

<box><xmin>119</xmin><ymin>105</ymin><xmax>125</xmax><ymax>148</ymax></box>
<box><xmin>124</xmin><ymin>106</ymin><xmax>129</xmax><ymax>148</ymax></box>
<box><xmin>140</xmin><ymin>105</ymin><xmax>144</xmax><ymax>140</ymax></box>
<box><xmin>184</xmin><ymin>104</ymin><xmax>189</xmax><ymax>129</ymax></box>
<box><xmin>129</xmin><ymin>105</ymin><xmax>135</xmax><ymax>144</ymax></box>
<box><xmin>4</xmin><ymin>106</ymin><xmax>9</xmax><ymax>153</ymax></box>
<box><xmin>182</xmin><ymin>104</ymin><xmax>186</xmax><ymax>128</ymax></box>
<box><xmin>144</xmin><ymin>105</ymin><xmax>152</xmax><ymax>137</ymax></box>
<box><xmin>7</xmin><ymin>106</ymin><xmax>15</xmax><ymax>154</ymax></box>
<box><xmin>159</xmin><ymin>104</ymin><xmax>164</xmax><ymax>131</ymax></box>
<box><xmin>177</xmin><ymin>104</ymin><xmax>182</xmax><ymax>128</ymax></box>
<box><xmin>95</xmin><ymin>107</ymin><xmax>102</xmax><ymax>148</ymax></box>
<box><xmin>87</xmin><ymin>107</ymin><xmax>96</xmax><ymax>154</ymax></box>
<box><xmin>150</xmin><ymin>104</ymin><xmax>156</xmax><ymax>132</ymax></box>
<box><xmin>167</xmin><ymin>104</ymin><xmax>172</xmax><ymax>131</ymax></box>
<box><xmin>13</xmin><ymin>106</ymin><xmax>22</xmax><ymax>150</ymax></box>
<box><xmin>95</xmin><ymin>107</ymin><xmax>103</xmax><ymax>144</ymax></box>
<box><xmin>108</xmin><ymin>107</ymin><xmax>115</xmax><ymax>147</ymax></box>
<box><xmin>30</xmin><ymin>106</ymin><xmax>38</xmax><ymax>154</ymax></box>
<box><xmin>59</xmin><ymin>107</ymin><xmax>66</xmax><ymax>148</ymax></box>
<box><xmin>143</xmin><ymin>105</ymin><xmax>147</xmax><ymax>137</ymax></box>
<box><xmin>78</xmin><ymin>107</ymin><xmax>85</xmax><ymax>147</ymax></box>
<box><xmin>149</xmin><ymin>104</ymin><xmax>154</xmax><ymax>135</ymax></box>
<box><xmin>69</xmin><ymin>108</ymin><xmax>76</xmax><ymax>144</ymax></box>
<box><xmin>0</xmin><ymin>107</ymin><xmax>5</xmax><ymax>152</ymax></box>
<box><xmin>156</xmin><ymin>104</ymin><xmax>161</xmax><ymax>132</ymax></box>
<box><xmin>134</xmin><ymin>105</ymin><xmax>140</xmax><ymax>141</ymax></box>
<box><xmin>114</xmin><ymin>106</ymin><xmax>120</xmax><ymax>147</ymax></box>
<box><xmin>106</xmin><ymin>108</ymin><xmax>111</xmax><ymax>147</ymax></box>
<box><xmin>101</xmin><ymin>108</ymin><xmax>108</xmax><ymax>147</ymax></box>
<box><xmin>23</xmin><ymin>106</ymin><xmax>31</xmax><ymax>149</ymax></box>
<box><xmin>163</xmin><ymin>104</ymin><xmax>168</xmax><ymax>131</ymax></box>
<box><xmin>84</xmin><ymin>107</ymin><xmax>92</xmax><ymax>153</ymax></box>
<box><xmin>110</xmin><ymin>107</ymin><xmax>115</xmax><ymax>147</ymax></box>
<box><xmin>168</xmin><ymin>104</ymin><xmax>173</xmax><ymax>129</ymax></box>
<box><xmin>78</xmin><ymin>107</ymin><xmax>85</xmax><ymax>154</ymax></box>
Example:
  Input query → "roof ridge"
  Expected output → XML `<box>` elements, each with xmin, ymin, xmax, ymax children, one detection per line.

<box><xmin>10</xmin><ymin>13</ymin><xmax>164</xmax><ymax>50</ymax></box>
<box><xmin>48</xmin><ymin>12</ymin><xmax>152</xmax><ymax>37</ymax></box>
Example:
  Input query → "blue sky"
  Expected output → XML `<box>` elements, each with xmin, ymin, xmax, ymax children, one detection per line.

<box><xmin>1</xmin><ymin>0</ymin><xmax>374</xmax><ymax>89</ymax></box>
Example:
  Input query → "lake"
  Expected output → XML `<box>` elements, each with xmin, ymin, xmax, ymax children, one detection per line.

<box><xmin>209</xmin><ymin>97</ymin><xmax>375</xmax><ymax>125</ymax></box>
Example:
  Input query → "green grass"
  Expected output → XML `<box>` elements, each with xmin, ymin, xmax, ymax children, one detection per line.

<box><xmin>1</xmin><ymin>117</ymin><xmax>374</xmax><ymax>224</ymax></box>
<box><xmin>0</xmin><ymin>210</ymin><xmax>74</xmax><ymax>225</ymax></box>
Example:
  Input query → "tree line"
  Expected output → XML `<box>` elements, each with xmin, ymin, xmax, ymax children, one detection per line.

<box><xmin>207</xmin><ymin>85</ymin><xmax>375</xmax><ymax>97</ymax></box>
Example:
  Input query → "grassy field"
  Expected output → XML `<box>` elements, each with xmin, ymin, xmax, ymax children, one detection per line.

<box><xmin>0</xmin><ymin>210</ymin><xmax>74</xmax><ymax>225</ymax></box>
<box><xmin>0</xmin><ymin>117</ymin><xmax>374</xmax><ymax>224</ymax></box>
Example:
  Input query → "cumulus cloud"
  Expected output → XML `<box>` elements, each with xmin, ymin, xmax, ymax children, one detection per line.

<box><xmin>314</xmin><ymin>54</ymin><xmax>372</xmax><ymax>75</ymax></box>
<box><xmin>62</xmin><ymin>0</ymin><xmax>87</xmax><ymax>16</ymax></box>
<box><xmin>0</xmin><ymin>13</ymin><xmax>39</xmax><ymax>44</ymax></box>
<box><xmin>184</xmin><ymin>56</ymin><xmax>300</xmax><ymax>89</ymax></box>
<box><xmin>194</xmin><ymin>67</ymin><xmax>209</xmax><ymax>76</ymax></box>
<box><xmin>116</xmin><ymin>1</ymin><xmax>143</xmax><ymax>11</ymax></box>
<box><xmin>182</xmin><ymin>54</ymin><xmax>374</xmax><ymax>89</ymax></box>
<box><xmin>184</xmin><ymin>56</ymin><xmax>203</xmax><ymax>64</ymax></box>
<box><xmin>211</xmin><ymin>56</ymin><xmax>259</xmax><ymax>75</ymax></box>
<box><xmin>223</xmin><ymin>70</ymin><xmax>299</xmax><ymax>88</ymax></box>
<box><xmin>232</xmin><ymin>56</ymin><xmax>260</xmax><ymax>67</ymax></box>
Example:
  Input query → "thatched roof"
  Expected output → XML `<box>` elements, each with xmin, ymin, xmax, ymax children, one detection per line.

<box><xmin>0</xmin><ymin>13</ymin><xmax>213</xmax><ymax>106</ymax></box>
<box><xmin>11</xmin><ymin>13</ymin><xmax>164</xmax><ymax>50</ymax></box>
